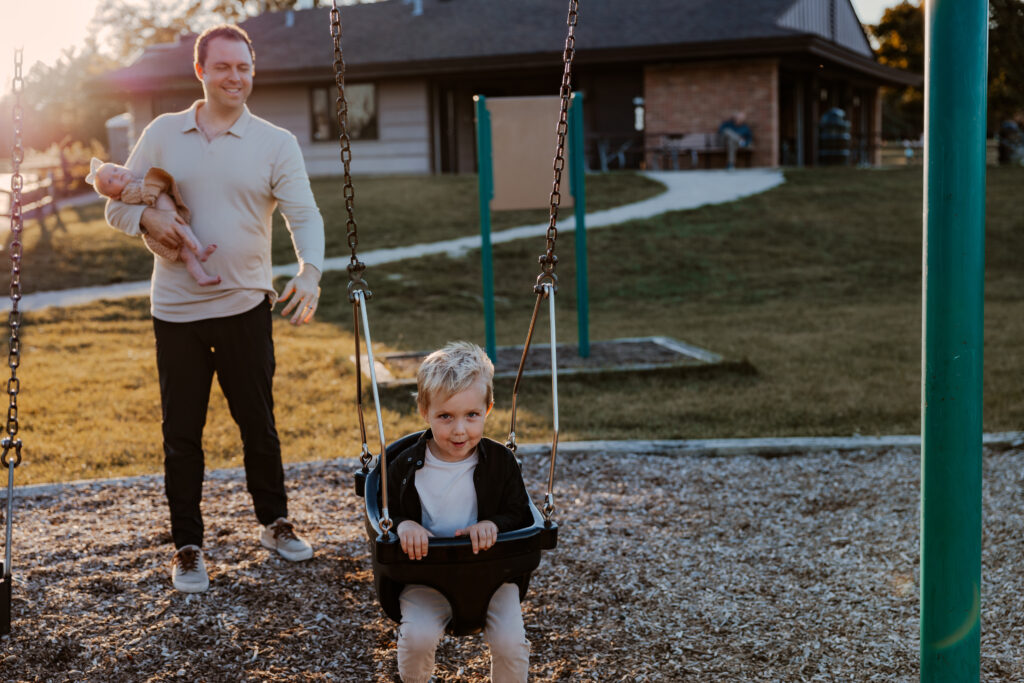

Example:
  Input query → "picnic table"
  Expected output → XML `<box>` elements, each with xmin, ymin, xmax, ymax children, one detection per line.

<box><xmin>646</xmin><ymin>132</ymin><xmax>753</xmax><ymax>170</ymax></box>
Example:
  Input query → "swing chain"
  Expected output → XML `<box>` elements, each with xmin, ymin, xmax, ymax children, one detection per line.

<box><xmin>330</xmin><ymin>0</ymin><xmax>368</xmax><ymax>294</ymax></box>
<box><xmin>331</xmin><ymin>2</ymin><xmax>377</xmax><ymax>479</ymax></box>
<box><xmin>4</xmin><ymin>47</ymin><xmax>25</xmax><ymax>463</ymax></box>
<box><xmin>347</xmin><ymin>261</ymin><xmax>372</xmax><ymax>303</ymax></box>
<box><xmin>537</xmin><ymin>0</ymin><xmax>578</xmax><ymax>293</ymax></box>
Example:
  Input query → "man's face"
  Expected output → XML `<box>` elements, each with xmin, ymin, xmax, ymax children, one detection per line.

<box><xmin>195</xmin><ymin>36</ymin><xmax>254</xmax><ymax>112</ymax></box>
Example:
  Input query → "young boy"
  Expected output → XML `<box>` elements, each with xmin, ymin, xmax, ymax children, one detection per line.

<box><xmin>387</xmin><ymin>341</ymin><xmax>533</xmax><ymax>683</ymax></box>
<box><xmin>86</xmin><ymin>158</ymin><xmax>221</xmax><ymax>286</ymax></box>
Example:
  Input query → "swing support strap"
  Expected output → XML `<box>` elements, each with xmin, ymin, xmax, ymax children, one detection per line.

<box><xmin>505</xmin><ymin>284</ymin><xmax>559</xmax><ymax>521</ymax></box>
<box><xmin>353</xmin><ymin>290</ymin><xmax>392</xmax><ymax>534</ymax></box>
<box><xmin>3</xmin><ymin>47</ymin><xmax>25</xmax><ymax>579</ymax></box>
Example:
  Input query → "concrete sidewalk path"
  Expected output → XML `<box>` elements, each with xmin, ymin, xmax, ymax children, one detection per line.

<box><xmin>20</xmin><ymin>169</ymin><xmax>784</xmax><ymax>311</ymax></box>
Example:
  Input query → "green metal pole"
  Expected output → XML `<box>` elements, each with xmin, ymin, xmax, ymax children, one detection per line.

<box><xmin>568</xmin><ymin>92</ymin><xmax>589</xmax><ymax>358</ymax></box>
<box><xmin>920</xmin><ymin>0</ymin><xmax>987</xmax><ymax>680</ymax></box>
<box><xmin>474</xmin><ymin>95</ymin><xmax>497</xmax><ymax>361</ymax></box>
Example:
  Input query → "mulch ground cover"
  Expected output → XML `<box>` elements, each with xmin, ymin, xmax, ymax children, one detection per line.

<box><xmin>382</xmin><ymin>339</ymin><xmax>700</xmax><ymax>378</ymax></box>
<box><xmin>2</xmin><ymin>445</ymin><xmax>1023</xmax><ymax>681</ymax></box>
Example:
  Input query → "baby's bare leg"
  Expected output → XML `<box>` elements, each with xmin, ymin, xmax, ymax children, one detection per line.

<box><xmin>152</xmin><ymin>193</ymin><xmax>220</xmax><ymax>285</ymax></box>
<box><xmin>154</xmin><ymin>193</ymin><xmax>203</xmax><ymax>257</ymax></box>
<box><xmin>143</xmin><ymin>234</ymin><xmax>220</xmax><ymax>286</ymax></box>
<box><xmin>179</xmin><ymin>248</ymin><xmax>221</xmax><ymax>287</ymax></box>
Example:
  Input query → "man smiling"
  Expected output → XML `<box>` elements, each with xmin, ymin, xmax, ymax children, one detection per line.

<box><xmin>104</xmin><ymin>25</ymin><xmax>325</xmax><ymax>593</ymax></box>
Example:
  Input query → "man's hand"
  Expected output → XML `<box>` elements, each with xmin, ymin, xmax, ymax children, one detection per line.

<box><xmin>140</xmin><ymin>207</ymin><xmax>189</xmax><ymax>250</ymax></box>
<box><xmin>455</xmin><ymin>520</ymin><xmax>499</xmax><ymax>554</ymax></box>
<box><xmin>276</xmin><ymin>263</ymin><xmax>321</xmax><ymax>326</ymax></box>
<box><xmin>397</xmin><ymin>520</ymin><xmax>434</xmax><ymax>560</ymax></box>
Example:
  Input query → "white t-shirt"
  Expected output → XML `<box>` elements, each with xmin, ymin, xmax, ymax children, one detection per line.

<box><xmin>414</xmin><ymin>444</ymin><xmax>479</xmax><ymax>537</ymax></box>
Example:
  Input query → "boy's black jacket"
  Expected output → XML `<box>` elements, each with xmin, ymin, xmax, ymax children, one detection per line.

<box><xmin>386</xmin><ymin>430</ymin><xmax>534</xmax><ymax>534</ymax></box>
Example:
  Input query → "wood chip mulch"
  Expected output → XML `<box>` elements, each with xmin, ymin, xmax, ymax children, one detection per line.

<box><xmin>2</xmin><ymin>446</ymin><xmax>1024</xmax><ymax>681</ymax></box>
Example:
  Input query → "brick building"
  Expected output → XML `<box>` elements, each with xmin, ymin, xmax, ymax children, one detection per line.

<box><xmin>93</xmin><ymin>0</ymin><xmax>918</xmax><ymax>174</ymax></box>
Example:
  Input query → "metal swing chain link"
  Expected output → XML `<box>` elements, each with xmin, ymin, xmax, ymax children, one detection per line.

<box><xmin>330</xmin><ymin>5</ymin><xmax>368</xmax><ymax>465</ymax></box>
<box><xmin>330</xmin><ymin>1</ymin><xmax>381</xmax><ymax>522</ymax></box>
<box><xmin>330</xmin><ymin>1</ymin><xmax>371</xmax><ymax>303</ymax></box>
<box><xmin>3</xmin><ymin>48</ymin><xmax>25</xmax><ymax>472</ymax></box>
<box><xmin>536</xmin><ymin>0</ymin><xmax>578</xmax><ymax>293</ymax></box>
<box><xmin>507</xmin><ymin>0</ymin><xmax>577</xmax><ymax>438</ymax></box>
<box><xmin>506</xmin><ymin>1</ymin><xmax>578</xmax><ymax>526</ymax></box>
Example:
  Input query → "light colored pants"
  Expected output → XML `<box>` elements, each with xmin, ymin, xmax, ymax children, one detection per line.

<box><xmin>722</xmin><ymin>127</ymin><xmax>744</xmax><ymax>169</ymax></box>
<box><xmin>397</xmin><ymin>582</ymin><xmax>530</xmax><ymax>683</ymax></box>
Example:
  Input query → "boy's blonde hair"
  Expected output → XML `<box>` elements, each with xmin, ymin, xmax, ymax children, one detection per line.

<box><xmin>416</xmin><ymin>341</ymin><xmax>494</xmax><ymax>412</ymax></box>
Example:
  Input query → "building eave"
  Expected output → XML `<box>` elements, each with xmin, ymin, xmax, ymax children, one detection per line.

<box><xmin>91</xmin><ymin>34</ymin><xmax>919</xmax><ymax>96</ymax></box>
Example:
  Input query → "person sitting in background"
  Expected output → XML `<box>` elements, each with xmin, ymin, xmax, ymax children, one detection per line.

<box><xmin>998</xmin><ymin>120</ymin><xmax>1024</xmax><ymax>166</ymax></box>
<box><xmin>718</xmin><ymin>111</ymin><xmax>753</xmax><ymax>170</ymax></box>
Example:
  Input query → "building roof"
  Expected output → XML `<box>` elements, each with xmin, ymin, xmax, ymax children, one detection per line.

<box><xmin>95</xmin><ymin>0</ymin><xmax>917</xmax><ymax>93</ymax></box>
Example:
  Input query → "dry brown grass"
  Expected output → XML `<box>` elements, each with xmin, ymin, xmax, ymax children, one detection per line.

<box><xmin>7</xmin><ymin>166</ymin><xmax>1024</xmax><ymax>486</ymax></box>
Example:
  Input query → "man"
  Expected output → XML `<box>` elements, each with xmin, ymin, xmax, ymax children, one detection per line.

<box><xmin>718</xmin><ymin>111</ymin><xmax>753</xmax><ymax>170</ymax></box>
<box><xmin>105</xmin><ymin>24</ymin><xmax>325</xmax><ymax>593</ymax></box>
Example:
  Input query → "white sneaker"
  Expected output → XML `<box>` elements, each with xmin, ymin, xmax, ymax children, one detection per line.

<box><xmin>171</xmin><ymin>545</ymin><xmax>209</xmax><ymax>593</ymax></box>
<box><xmin>260</xmin><ymin>518</ymin><xmax>313</xmax><ymax>561</ymax></box>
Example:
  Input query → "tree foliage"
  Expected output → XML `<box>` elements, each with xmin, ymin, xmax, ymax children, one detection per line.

<box><xmin>91</xmin><ymin>0</ymin><xmax>323</xmax><ymax>63</ymax></box>
<box><xmin>869</xmin><ymin>0</ymin><xmax>1024</xmax><ymax>137</ymax></box>
<box><xmin>988</xmin><ymin>0</ymin><xmax>1024</xmax><ymax>128</ymax></box>
<box><xmin>1</xmin><ymin>41</ymin><xmax>124</xmax><ymax>155</ymax></box>
<box><xmin>2</xmin><ymin>0</ymin><xmax>350</xmax><ymax>156</ymax></box>
<box><xmin>868</xmin><ymin>1</ymin><xmax>923</xmax><ymax>139</ymax></box>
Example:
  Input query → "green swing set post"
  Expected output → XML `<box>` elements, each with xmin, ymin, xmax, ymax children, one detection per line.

<box><xmin>474</xmin><ymin>95</ymin><xmax>498</xmax><ymax>360</ymax></box>
<box><xmin>568</xmin><ymin>93</ymin><xmax>589</xmax><ymax>358</ymax></box>
<box><xmin>474</xmin><ymin>95</ymin><xmax>589</xmax><ymax>362</ymax></box>
<box><xmin>919</xmin><ymin>0</ymin><xmax>988</xmax><ymax>680</ymax></box>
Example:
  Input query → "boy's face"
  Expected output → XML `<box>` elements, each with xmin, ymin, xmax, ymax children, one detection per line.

<box><xmin>95</xmin><ymin>164</ymin><xmax>132</xmax><ymax>198</ymax></box>
<box><xmin>419</xmin><ymin>379</ymin><xmax>492</xmax><ymax>463</ymax></box>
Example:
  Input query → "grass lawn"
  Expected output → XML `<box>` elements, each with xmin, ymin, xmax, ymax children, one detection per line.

<box><xmin>7</xmin><ymin>166</ymin><xmax>1024</xmax><ymax>485</ymax></box>
<box><xmin>18</xmin><ymin>173</ymin><xmax>664</xmax><ymax>293</ymax></box>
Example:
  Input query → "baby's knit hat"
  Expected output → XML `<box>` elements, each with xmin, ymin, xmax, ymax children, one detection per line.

<box><xmin>83</xmin><ymin>157</ymin><xmax>103</xmax><ymax>188</ymax></box>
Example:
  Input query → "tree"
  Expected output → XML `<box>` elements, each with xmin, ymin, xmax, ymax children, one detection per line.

<box><xmin>0</xmin><ymin>0</ymin><xmax>382</xmax><ymax>156</ymax></box>
<box><xmin>0</xmin><ymin>41</ymin><xmax>123</xmax><ymax>154</ymax></box>
<box><xmin>90</xmin><ymin>0</ymin><xmax>271</xmax><ymax>63</ymax></box>
<box><xmin>868</xmin><ymin>1</ymin><xmax>924</xmax><ymax>140</ymax></box>
<box><xmin>869</xmin><ymin>0</ymin><xmax>1024</xmax><ymax>137</ymax></box>
<box><xmin>988</xmin><ymin>0</ymin><xmax>1024</xmax><ymax>129</ymax></box>
<box><xmin>90</xmin><ymin>0</ymin><xmax>366</xmax><ymax>63</ymax></box>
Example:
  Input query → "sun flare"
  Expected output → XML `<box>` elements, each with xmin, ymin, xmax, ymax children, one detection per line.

<box><xmin>1</xmin><ymin>0</ymin><xmax>101</xmax><ymax>94</ymax></box>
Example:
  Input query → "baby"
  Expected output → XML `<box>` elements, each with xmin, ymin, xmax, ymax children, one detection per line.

<box><xmin>86</xmin><ymin>158</ymin><xmax>220</xmax><ymax>286</ymax></box>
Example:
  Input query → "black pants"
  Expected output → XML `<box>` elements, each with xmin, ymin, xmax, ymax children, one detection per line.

<box><xmin>153</xmin><ymin>299</ymin><xmax>287</xmax><ymax>549</ymax></box>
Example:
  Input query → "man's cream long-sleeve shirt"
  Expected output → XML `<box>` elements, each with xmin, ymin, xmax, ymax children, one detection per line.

<box><xmin>105</xmin><ymin>102</ymin><xmax>325</xmax><ymax>322</ymax></box>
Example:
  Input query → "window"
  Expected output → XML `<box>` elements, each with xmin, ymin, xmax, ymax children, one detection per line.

<box><xmin>310</xmin><ymin>83</ymin><xmax>378</xmax><ymax>142</ymax></box>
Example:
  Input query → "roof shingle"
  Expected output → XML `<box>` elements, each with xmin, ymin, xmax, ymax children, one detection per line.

<box><xmin>98</xmin><ymin>0</ymin><xmax>885</xmax><ymax>92</ymax></box>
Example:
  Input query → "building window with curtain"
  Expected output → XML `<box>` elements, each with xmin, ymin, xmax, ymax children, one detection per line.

<box><xmin>310</xmin><ymin>83</ymin><xmax>378</xmax><ymax>142</ymax></box>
